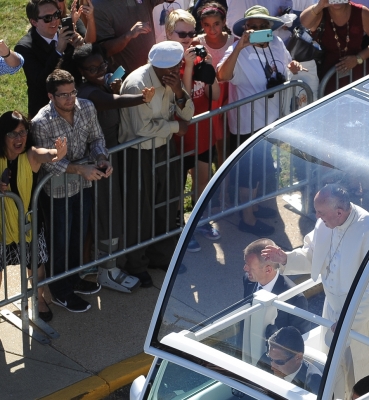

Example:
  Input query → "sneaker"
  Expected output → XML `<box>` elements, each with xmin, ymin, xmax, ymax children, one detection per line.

<box><xmin>196</xmin><ymin>222</ymin><xmax>221</xmax><ymax>240</ymax></box>
<box><xmin>253</xmin><ymin>206</ymin><xmax>278</xmax><ymax>219</ymax></box>
<box><xmin>74</xmin><ymin>279</ymin><xmax>101</xmax><ymax>295</ymax></box>
<box><xmin>187</xmin><ymin>236</ymin><xmax>201</xmax><ymax>252</ymax></box>
<box><xmin>79</xmin><ymin>266</ymin><xmax>98</xmax><ymax>279</ymax></box>
<box><xmin>129</xmin><ymin>271</ymin><xmax>153</xmax><ymax>288</ymax></box>
<box><xmin>51</xmin><ymin>293</ymin><xmax>91</xmax><ymax>313</ymax></box>
<box><xmin>238</xmin><ymin>219</ymin><xmax>275</xmax><ymax>236</ymax></box>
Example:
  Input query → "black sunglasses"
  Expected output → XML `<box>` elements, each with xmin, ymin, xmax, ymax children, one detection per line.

<box><xmin>37</xmin><ymin>10</ymin><xmax>61</xmax><ymax>23</ymax></box>
<box><xmin>266</xmin><ymin>352</ymin><xmax>295</xmax><ymax>366</ymax></box>
<box><xmin>174</xmin><ymin>30</ymin><xmax>196</xmax><ymax>38</ymax></box>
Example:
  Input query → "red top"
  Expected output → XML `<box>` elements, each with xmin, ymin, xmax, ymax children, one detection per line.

<box><xmin>174</xmin><ymin>60</ymin><xmax>215</xmax><ymax>155</ymax></box>
<box><xmin>315</xmin><ymin>2</ymin><xmax>367</xmax><ymax>93</ymax></box>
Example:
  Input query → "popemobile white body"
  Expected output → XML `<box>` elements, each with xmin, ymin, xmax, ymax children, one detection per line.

<box><xmin>131</xmin><ymin>76</ymin><xmax>369</xmax><ymax>400</ymax></box>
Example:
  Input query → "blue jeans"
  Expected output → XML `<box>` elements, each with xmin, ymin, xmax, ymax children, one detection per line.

<box><xmin>40</xmin><ymin>188</ymin><xmax>92</xmax><ymax>298</ymax></box>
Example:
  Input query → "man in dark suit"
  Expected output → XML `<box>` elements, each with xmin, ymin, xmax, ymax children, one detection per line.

<box><xmin>257</xmin><ymin>327</ymin><xmax>322</xmax><ymax>395</ymax></box>
<box><xmin>15</xmin><ymin>0</ymin><xmax>83</xmax><ymax>118</ymax></box>
<box><xmin>243</xmin><ymin>238</ymin><xmax>310</xmax><ymax>338</ymax></box>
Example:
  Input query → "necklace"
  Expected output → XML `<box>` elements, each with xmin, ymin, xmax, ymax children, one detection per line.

<box><xmin>330</xmin><ymin>17</ymin><xmax>350</xmax><ymax>58</ymax></box>
<box><xmin>325</xmin><ymin>207</ymin><xmax>356</xmax><ymax>278</ymax></box>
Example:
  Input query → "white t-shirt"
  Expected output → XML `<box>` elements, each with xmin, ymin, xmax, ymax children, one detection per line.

<box><xmin>226</xmin><ymin>0</ymin><xmax>288</xmax><ymax>31</ymax></box>
<box><xmin>152</xmin><ymin>0</ymin><xmax>191</xmax><ymax>43</ymax></box>
<box><xmin>218</xmin><ymin>36</ymin><xmax>292</xmax><ymax>134</ymax></box>
<box><xmin>292</xmin><ymin>0</ymin><xmax>316</xmax><ymax>12</ymax></box>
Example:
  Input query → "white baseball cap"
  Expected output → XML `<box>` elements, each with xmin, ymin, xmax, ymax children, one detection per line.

<box><xmin>148</xmin><ymin>41</ymin><xmax>184</xmax><ymax>68</ymax></box>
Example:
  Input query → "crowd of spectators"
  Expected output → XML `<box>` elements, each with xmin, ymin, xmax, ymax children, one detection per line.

<box><xmin>1</xmin><ymin>0</ymin><xmax>369</xmax><ymax>322</ymax></box>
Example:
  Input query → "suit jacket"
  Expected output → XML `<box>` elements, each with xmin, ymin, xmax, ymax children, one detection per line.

<box><xmin>257</xmin><ymin>354</ymin><xmax>322</xmax><ymax>395</ymax></box>
<box><xmin>243</xmin><ymin>274</ymin><xmax>311</xmax><ymax>337</ymax></box>
<box><xmin>15</xmin><ymin>27</ymin><xmax>63</xmax><ymax>118</ymax></box>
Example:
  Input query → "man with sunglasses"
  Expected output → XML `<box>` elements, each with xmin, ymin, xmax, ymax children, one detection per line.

<box><xmin>257</xmin><ymin>327</ymin><xmax>322</xmax><ymax>395</ymax></box>
<box><xmin>243</xmin><ymin>238</ymin><xmax>310</xmax><ymax>338</ymax></box>
<box><xmin>15</xmin><ymin>0</ymin><xmax>84</xmax><ymax>118</ymax></box>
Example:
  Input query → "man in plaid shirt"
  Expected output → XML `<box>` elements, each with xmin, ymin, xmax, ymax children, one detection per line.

<box><xmin>32</xmin><ymin>69</ymin><xmax>112</xmax><ymax>313</ymax></box>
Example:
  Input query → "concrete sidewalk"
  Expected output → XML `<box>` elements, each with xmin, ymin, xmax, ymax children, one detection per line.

<box><xmin>0</xmin><ymin>268</ymin><xmax>165</xmax><ymax>400</ymax></box>
<box><xmin>0</xmin><ymin>194</ymin><xmax>318</xmax><ymax>400</ymax></box>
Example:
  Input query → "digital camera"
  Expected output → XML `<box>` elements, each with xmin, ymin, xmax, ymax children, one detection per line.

<box><xmin>266</xmin><ymin>72</ymin><xmax>286</xmax><ymax>98</ymax></box>
<box><xmin>194</xmin><ymin>45</ymin><xmax>207</xmax><ymax>59</ymax></box>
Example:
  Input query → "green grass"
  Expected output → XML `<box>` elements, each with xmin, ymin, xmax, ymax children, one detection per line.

<box><xmin>0</xmin><ymin>0</ymin><xmax>30</xmax><ymax>115</ymax></box>
<box><xmin>0</xmin><ymin>1</ymin><xmax>212</xmax><ymax>216</ymax></box>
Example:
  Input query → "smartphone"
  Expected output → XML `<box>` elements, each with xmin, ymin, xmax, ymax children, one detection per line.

<box><xmin>97</xmin><ymin>166</ymin><xmax>107</xmax><ymax>173</ymax></box>
<box><xmin>328</xmin><ymin>0</ymin><xmax>348</xmax><ymax>3</ymax></box>
<box><xmin>249</xmin><ymin>29</ymin><xmax>273</xmax><ymax>44</ymax></box>
<box><xmin>107</xmin><ymin>66</ymin><xmax>126</xmax><ymax>84</ymax></box>
<box><xmin>61</xmin><ymin>17</ymin><xmax>73</xmax><ymax>32</ymax></box>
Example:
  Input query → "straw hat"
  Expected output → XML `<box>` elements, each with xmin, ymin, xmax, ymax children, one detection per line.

<box><xmin>232</xmin><ymin>5</ymin><xmax>284</xmax><ymax>37</ymax></box>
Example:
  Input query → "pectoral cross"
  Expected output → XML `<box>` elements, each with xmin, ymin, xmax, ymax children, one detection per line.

<box><xmin>326</xmin><ymin>264</ymin><xmax>331</xmax><ymax>278</ymax></box>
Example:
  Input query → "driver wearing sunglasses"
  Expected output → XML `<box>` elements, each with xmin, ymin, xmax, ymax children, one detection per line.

<box><xmin>257</xmin><ymin>327</ymin><xmax>322</xmax><ymax>395</ymax></box>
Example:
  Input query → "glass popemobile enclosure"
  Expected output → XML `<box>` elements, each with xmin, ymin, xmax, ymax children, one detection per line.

<box><xmin>131</xmin><ymin>76</ymin><xmax>369</xmax><ymax>400</ymax></box>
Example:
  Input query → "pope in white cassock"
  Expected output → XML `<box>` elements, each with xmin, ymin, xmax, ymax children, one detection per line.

<box><xmin>261</xmin><ymin>184</ymin><xmax>369</xmax><ymax>399</ymax></box>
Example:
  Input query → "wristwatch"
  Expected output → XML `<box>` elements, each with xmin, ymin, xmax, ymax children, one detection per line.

<box><xmin>176</xmin><ymin>97</ymin><xmax>186</xmax><ymax>105</ymax></box>
<box><xmin>356</xmin><ymin>55</ymin><xmax>364</xmax><ymax>65</ymax></box>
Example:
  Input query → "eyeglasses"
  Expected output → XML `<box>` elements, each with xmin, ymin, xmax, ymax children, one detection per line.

<box><xmin>54</xmin><ymin>89</ymin><xmax>78</xmax><ymax>98</ymax></box>
<box><xmin>82</xmin><ymin>61</ymin><xmax>108</xmax><ymax>75</ymax></box>
<box><xmin>245</xmin><ymin>23</ymin><xmax>270</xmax><ymax>31</ymax></box>
<box><xmin>174</xmin><ymin>30</ymin><xmax>196</xmax><ymax>38</ymax></box>
<box><xmin>6</xmin><ymin>130</ymin><xmax>28</xmax><ymax>139</ymax></box>
<box><xmin>266</xmin><ymin>352</ymin><xmax>295</xmax><ymax>366</ymax></box>
<box><xmin>37</xmin><ymin>10</ymin><xmax>61</xmax><ymax>23</ymax></box>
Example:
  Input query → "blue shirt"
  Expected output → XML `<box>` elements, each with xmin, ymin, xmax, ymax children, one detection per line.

<box><xmin>0</xmin><ymin>52</ymin><xmax>24</xmax><ymax>76</ymax></box>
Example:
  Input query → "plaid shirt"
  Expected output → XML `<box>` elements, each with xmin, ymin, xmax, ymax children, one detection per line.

<box><xmin>0</xmin><ymin>52</ymin><xmax>24</xmax><ymax>75</ymax></box>
<box><xmin>32</xmin><ymin>98</ymin><xmax>108</xmax><ymax>198</ymax></box>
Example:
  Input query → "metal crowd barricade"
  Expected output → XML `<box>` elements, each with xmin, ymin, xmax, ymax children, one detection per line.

<box><xmin>0</xmin><ymin>80</ymin><xmax>312</xmax><ymax>341</ymax></box>
<box><xmin>0</xmin><ymin>192</ymin><xmax>52</xmax><ymax>344</ymax></box>
<box><xmin>318</xmin><ymin>61</ymin><xmax>368</xmax><ymax>99</ymax></box>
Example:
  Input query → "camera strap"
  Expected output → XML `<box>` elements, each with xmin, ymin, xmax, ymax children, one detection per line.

<box><xmin>253</xmin><ymin>46</ymin><xmax>272</xmax><ymax>81</ymax></box>
<box><xmin>253</xmin><ymin>45</ymin><xmax>281</xmax><ymax>81</ymax></box>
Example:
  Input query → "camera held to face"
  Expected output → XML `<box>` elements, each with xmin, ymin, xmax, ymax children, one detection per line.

<box><xmin>193</xmin><ymin>45</ymin><xmax>207</xmax><ymax>59</ymax></box>
<box><xmin>266</xmin><ymin>72</ymin><xmax>286</xmax><ymax>98</ymax></box>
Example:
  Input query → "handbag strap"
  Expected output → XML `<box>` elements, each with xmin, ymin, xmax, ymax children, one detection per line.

<box><xmin>314</xmin><ymin>13</ymin><xmax>326</xmax><ymax>46</ymax></box>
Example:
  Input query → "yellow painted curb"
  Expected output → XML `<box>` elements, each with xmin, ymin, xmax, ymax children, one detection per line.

<box><xmin>38</xmin><ymin>375</ymin><xmax>109</xmax><ymax>400</ymax></box>
<box><xmin>39</xmin><ymin>353</ymin><xmax>154</xmax><ymax>400</ymax></box>
<box><xmin>99</xmin><ymin>353</ymin><xmax>154</xmax><ymax>393</ymax></box>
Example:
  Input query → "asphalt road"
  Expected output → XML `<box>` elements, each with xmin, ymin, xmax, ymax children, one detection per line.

<box><xmin>103</xmin><ymin>385</ymin><xmax>130</xmax><ymax>399</ymax></box>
